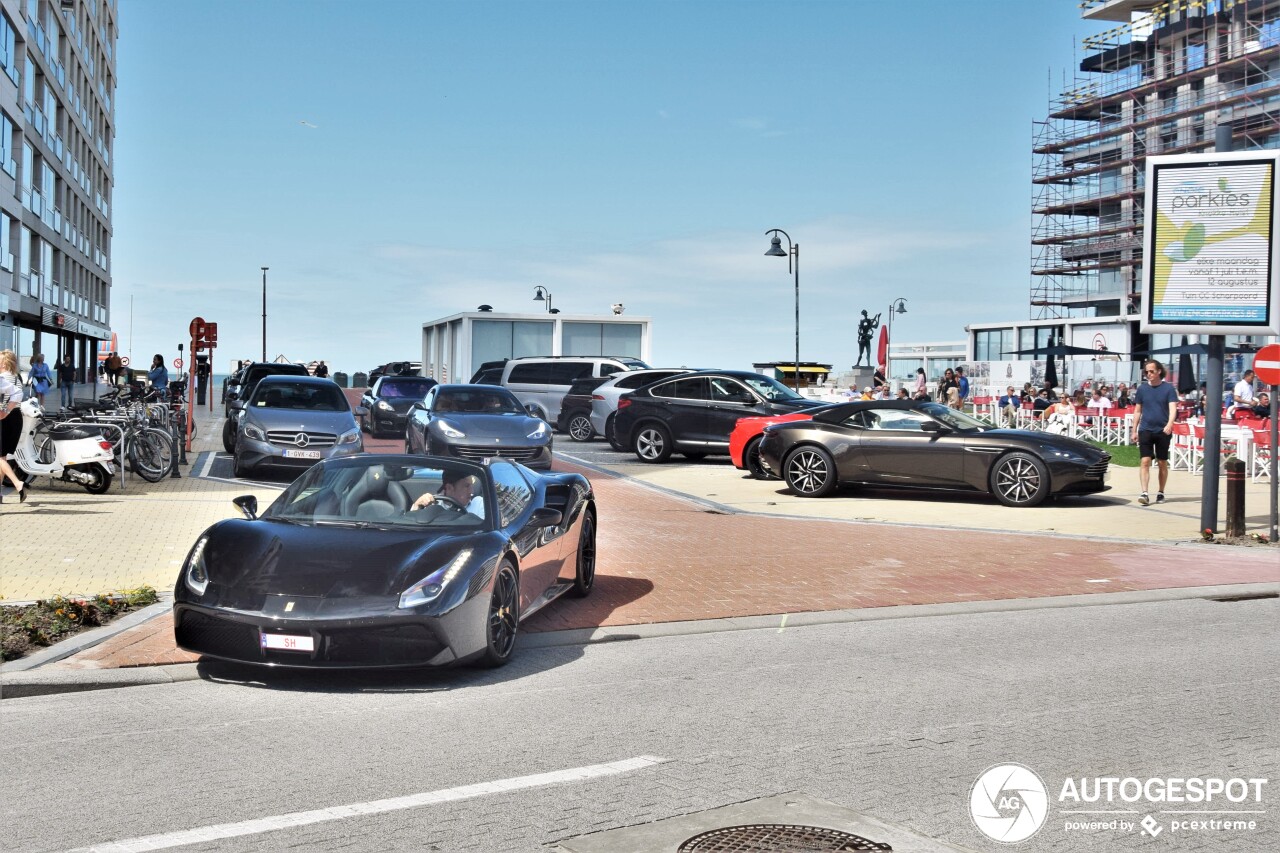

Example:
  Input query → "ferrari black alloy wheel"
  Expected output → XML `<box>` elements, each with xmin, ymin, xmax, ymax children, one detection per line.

<box><xmin>744</xmin><ymin>436</ymin><xmax>774</xmax><ymax>480</ymax></box>
<box><xmin>784</xmin><ymin>445</ymin><xmax>837</xmax><ymax>498</ymax></box>
<box><xmin>571</xmin><ymin>511</ymin><xmax>596</xmax><ymax>597</ymax></box>
<box><xmin>567</xmin><ymin>414</ymin><xmax>594</xmax><ymax>442</ymax></box>
<box><xmin>481</xmin><ymin>562</ymin><xmax>519</xmax><ymax>667</ymax></box>
<box><xmin>991</xmin><ymin>451</ymin><xmax>1050</xmax><ymax>507</ymax></box>
<box><xmin>634</xmin><ymin>423</ymin><xmax>672</xmax><ymax>463</ymax></box>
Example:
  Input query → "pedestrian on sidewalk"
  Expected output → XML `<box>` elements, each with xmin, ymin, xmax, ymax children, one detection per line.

<box><xmin>0</xmin><ymin>349</ymin><xmax>23</xmax><ymax>460</ymax></box>
<box><xmin>57</xmin><ymin>355</ymin><xmax>76</xmax><ymax>409</ymax></box>
<box><xmin>147</xmin><ymin>354</ymin><xmax>169</xmax><ymax>400</ymax></box>
<box><xmin>1132</xmin><ymin>358</ymin><xmax>1178</xmax><ymax>506</ymax></box>
<box><xmin>28</xmin><ymin>353</ymin><xmax>52</xmax><ymax>407</ymax></box>
<box><xmin>105</xmin><ymin>351</ymin><xmax>123</xmax><ymax>386</ymax></box>
<box><xmin>314</xmin><ymin>360</ymin><xmax>329</xmax><ymax>378</ymax></box>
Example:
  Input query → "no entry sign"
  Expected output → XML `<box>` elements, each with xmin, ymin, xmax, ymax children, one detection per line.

<box><xmin>173</xmin><ymin>358</ymin><xmax>184</xmax><ymax>370</ymax></box>
<box><xmin>1254</xmin><ymin>343</ymin><xmax>1280</xmax><ymax>386</ymax></box>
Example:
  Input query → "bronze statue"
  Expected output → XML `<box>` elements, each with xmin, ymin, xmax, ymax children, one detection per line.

<box><xmin>854</xmin><ymin>310</ymin><xmax>881</xmax><ymax>367</ymax></box>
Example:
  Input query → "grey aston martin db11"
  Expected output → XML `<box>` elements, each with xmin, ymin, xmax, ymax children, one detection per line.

<box><xmin>757</xmin><ymin>400</ymin><xmax>1109</xmax><ymax>507</ymax></box>
<box><xmin>173</xmin><ymin>454</ymin><xmax>595</xmax><ymax>668</ymax></box>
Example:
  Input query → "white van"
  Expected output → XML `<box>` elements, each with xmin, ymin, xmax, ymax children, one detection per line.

<box><xmin>500</xmin><ymin>356</ymin><xmax>649</xmax><ymax>425</ymax></box>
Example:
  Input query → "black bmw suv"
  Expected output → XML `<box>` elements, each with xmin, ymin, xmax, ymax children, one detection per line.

<box><xmin>613</xmin><ymin>369</ymin><xmax>823</xmax><ymax>463</ymax></box>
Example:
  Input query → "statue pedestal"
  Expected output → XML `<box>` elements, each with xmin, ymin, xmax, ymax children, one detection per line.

<box><xmin>848</xmin><ymin>366</ymin><xmax>876</xmax><ymax>391</ymax></box>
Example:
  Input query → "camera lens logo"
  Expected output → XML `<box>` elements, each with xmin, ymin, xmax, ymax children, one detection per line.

<box><xmin>970</xmin><ymin>764</ymin><xmax>1049</xmax><ymax>843</ymax></box>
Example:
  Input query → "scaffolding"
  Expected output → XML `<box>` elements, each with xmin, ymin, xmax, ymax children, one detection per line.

<box><xmin>1030</xmin><ymin>0</ymin><xmax>1280</xmax><ymax>318</ymax></box>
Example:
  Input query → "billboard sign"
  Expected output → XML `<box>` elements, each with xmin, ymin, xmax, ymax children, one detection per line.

<box><xmin>1142</xmin><ymin>150</ymin><xmax>1279</xmax><ymax>335</ymax></box>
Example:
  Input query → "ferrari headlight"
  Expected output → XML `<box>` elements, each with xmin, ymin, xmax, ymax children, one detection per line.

<box><xmin>527</xmin><ymin>421</ymin><xmax>548</xmax><ymax>440</ymax></box>
<box><xmin>439</xmin><ymin>421</ymin><xmax>466</xmax><ymax>439</ymax></box>
<box><xmin>185</xmin><ymin>537</ymin><xmax>210</xmax><ymax>596</ymax></box>
<box><xmin>399</xmin><ymin>549</ymin><xmax>473</xmax><ymax>609</ymax></box>
<box><xmin>243</xmin><ymin>423</ymin><xmax>266</xmax><ymax>441</ymax></box>
<box><xmin>338</xmin><ymin>428</ymin><xmax>360</xmax><ymax>445</ymax></box>
<box><xmin>376</xmin><ymin>401</ymin><xmax>393</xmax><ymax>411</ymax></box>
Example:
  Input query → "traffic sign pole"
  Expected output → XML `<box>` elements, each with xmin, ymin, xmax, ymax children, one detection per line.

<box><xmin>1254</xmin><ymin>344</ymin><xmax>1280</xmax><ymax>545</ymax></box>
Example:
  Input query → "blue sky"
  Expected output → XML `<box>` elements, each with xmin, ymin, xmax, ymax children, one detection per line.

<box><xmin>111</xmin><ymin>0</ymin><xmax>1089</xmax><ymax>375</ymax></box>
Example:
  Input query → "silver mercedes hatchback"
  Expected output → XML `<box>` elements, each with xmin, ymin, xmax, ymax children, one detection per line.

<box><xmin>231</xmin><ymin>376</ymin><xmax>365</xmax><ymax>478</ymax></box>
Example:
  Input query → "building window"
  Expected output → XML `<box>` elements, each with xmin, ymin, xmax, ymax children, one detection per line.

<box><xmin>0</xmin><ymin>12</ymin><xmax>17</xmax><ymax>86</ymax></box>
<box><xmin>0</xmin><ymin>210</ymin><xmax>11</xmax><ymax>271</ymax></box>
<box><xmin>470</xmin><ymin>319</ymin><xmax>553</xmax><ymax>367</ymax></box>
<box><xmin>0</xmin><ymin>111</ymin><xmax>13</xmax><ymax>178</ymax></box>
<box><xmin>561</xmin><ymin>322</ymin><xmax>643</xmax><ymax>358</ymax></box>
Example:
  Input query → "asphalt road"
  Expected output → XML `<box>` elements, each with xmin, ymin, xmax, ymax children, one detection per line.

<box><xmin>3</xmin><ymin>596</ymin><xmax>1276</xmax><ymax>852</ymax></box>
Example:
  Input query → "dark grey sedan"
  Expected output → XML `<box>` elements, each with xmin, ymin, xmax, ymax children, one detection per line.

<box><xmin>359</xmin><ymin>375</ymin><xmax>438</xmax><ymax>437</ymax></box>
<box><xmin>405</xmin><ymin>384</ymin><xmax>553</xmax><ymax>470</ymax></box>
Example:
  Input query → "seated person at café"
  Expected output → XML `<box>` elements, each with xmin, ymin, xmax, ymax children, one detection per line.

<box><xmin>998</xmin><ymin>385</ymin><xmax>1022</xmax><ymax>425</ymax></box>
<box><xmin>1032</xmin><ymin>388</ymin><xmax>1052</xmax><ymax>414</ymax></box>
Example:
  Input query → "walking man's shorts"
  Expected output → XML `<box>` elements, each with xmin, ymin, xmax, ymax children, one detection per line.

<box><xmin>1138</xmin><ymin>430</ymin><xmax>1172</xmax><ymax>461</ymax></box>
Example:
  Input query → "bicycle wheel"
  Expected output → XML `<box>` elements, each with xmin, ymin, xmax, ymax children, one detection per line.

<box><xmin>129</xmin><ymin>429</ymin><xmax>174</xmax><ymax>482</ymax></box>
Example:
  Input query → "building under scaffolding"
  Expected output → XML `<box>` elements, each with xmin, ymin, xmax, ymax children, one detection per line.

<box><xmin>1031</xmin><ymin>0</ymin><xmax>1280</xmax><ymax>319</ymax></box>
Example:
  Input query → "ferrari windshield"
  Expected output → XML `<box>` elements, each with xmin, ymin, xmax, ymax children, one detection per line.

<box><xmin>434</xmin><ymin>388</ymin><xmax>524</xmax><ymax>414</ymax></box>
<box><xmin>741</xmin><ymin>374</ymin><xmax>805</xmax><ymax>403</ymax></box>
<box><xmin>919</xmin><ymin>402</ymin><xmax>989</xmax><ymax>431</ymax></box>
<box><xmin>264</xmin><ymin>460</ymin><xmax>488</xmax><ymax>528</ymax></box>
<box><xmin>378</xmin><ymin>378</ymin><xmax>435</xmax><ymax>399</ymax></box>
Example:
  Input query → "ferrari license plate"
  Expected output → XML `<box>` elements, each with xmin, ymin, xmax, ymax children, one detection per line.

<box><xmin>282</xmin><ymin>449</ymin><xmax>322</xmax><ymax>460</ymax></box>
<box><xmin>261</xmin><ymin>632</ymin><xmax>314</xmax><ymax>652</ymax></box>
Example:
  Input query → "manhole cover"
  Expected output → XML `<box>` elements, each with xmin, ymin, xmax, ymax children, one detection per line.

<box><xmin>677</xmin><ymin>823</ymin><xmax>893</xmax><ymax>852</ymax></box>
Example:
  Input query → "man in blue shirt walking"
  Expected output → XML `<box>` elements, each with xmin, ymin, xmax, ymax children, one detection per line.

<box><xmin>1131</xmin><ymin>359</ymin><xmax>1179</xmax><ymax>506</ymax></box>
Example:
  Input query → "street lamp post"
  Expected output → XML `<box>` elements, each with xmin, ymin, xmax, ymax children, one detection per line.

<box><xmin>533</xmin><ymin>286</ymin><xmax>553</xmax><ymax>313</ymax></box>
<box><xmin>764</xmin><ymin>230</ymin><xmax>800</xmax><ymax>390</ymax></box>
<box><xmin>261</xmin><ymin>266</ymin><xmax>269</xmax><ymax>362</ymax></box>
<box><xmin>887</xmin><ymin>298</ymin><xmax>907</xmax><ymax>386</ymax></box>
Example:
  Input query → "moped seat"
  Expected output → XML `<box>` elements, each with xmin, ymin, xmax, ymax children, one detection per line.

<box><xmin>46</xmin><ymin>426</ymin><xmax>100</xmax><ymax>441</ymax></box>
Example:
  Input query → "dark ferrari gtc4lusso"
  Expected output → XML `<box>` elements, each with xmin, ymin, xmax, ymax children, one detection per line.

<box><xmin>758</xmin><ymin>400</ymin><xmax>1110</xmax><ymax>507</ymax></box>
<box><xmin>173</xmin><ymin>454</ymin><xmax>595</xmax><ymax>668</ymax></box>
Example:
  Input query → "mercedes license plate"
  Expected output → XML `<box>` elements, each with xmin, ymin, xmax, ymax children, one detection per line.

<box><xmin>282</xmin><ymin>449</ymin><xmax>322</xmax><ymax>459</ymax></box>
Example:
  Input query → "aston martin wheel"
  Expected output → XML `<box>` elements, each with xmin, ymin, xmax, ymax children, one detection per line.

<box><xmin>990</xmin><ymin>451</ymin><xmax>1050</xmax><ymax>507</ymax></box>
<box><xmin>633</xmin><ymin>423</ymin><xmax>673</xmax><ymax>463</ymax></box>
<box><xmin>479</xmin><ymin>561</ymin><xmax>519</xmax><ymax>667</ymax></box>
<box><xmin>783</xmin><ymin>445</ymin><xmax>837</xmax><ymax>497</ymax></box>
<box><xmin>744</xmin><ymin>436</ymin><xmax>775</xmax><ymax>480</ymax></box>
<box><xmin>567</xmin><ymin>414</ymin><xmax>594</xmax><ymax>442</ymax></box>
<box><xmin>570</xmin><ymin>511</ymin><xmax>596</xmax><ymax>598</ymax></box>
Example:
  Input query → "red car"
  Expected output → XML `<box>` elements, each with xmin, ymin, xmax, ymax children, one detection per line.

<box><xmin>730</xmin><ymin>408</ymin><xmax>830</xmax><ymax>479</ymax></box>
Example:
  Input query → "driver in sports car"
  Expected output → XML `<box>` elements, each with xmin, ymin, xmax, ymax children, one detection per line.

<box><xmin>410</xmin><ymin>471</ymin><xmax>484</xmax><ymax>518</ymax></box>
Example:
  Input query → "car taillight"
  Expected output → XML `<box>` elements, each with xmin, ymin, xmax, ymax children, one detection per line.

<box><xmin>617</xmin><ymin>399</ymin><xmax>631</xmax><ymax>409</ymax></box>
<box><xmin>591</xmin><ymin>394</ymin><xmax>605</xmax><ymax>400</ymax></box>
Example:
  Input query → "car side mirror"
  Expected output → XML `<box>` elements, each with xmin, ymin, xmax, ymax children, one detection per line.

<box><xmin>528</xmin><ymin>507</ymin><xmax>562</xmax><ymax>529</ymax></box>
<box><xmin>232</xmin><ymin>495</ymin><xmax>258</xmax><ymax>519</ymax></box>
<box><xmin>229</xmin><ymin>399</ymin><xmax>244</xmax><ymax>411</ymax></box>
<box><xmin>353</xmin><ymin>406</ymin><xmax>369</xmax><ymax>417</ymax></box>
<box><xmin>920</xmin><ymin>421</ymin><xmax>945</xmax><ymax>433</ymax></box>
<box><xmin>525</xmin><ymin>404</ymin><xmax>542</xmax><ymax>418</ymax></box>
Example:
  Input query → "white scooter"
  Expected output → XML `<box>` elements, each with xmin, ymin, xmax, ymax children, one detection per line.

<box><xmin>9</xmin><ymin>398</ymin><xmax>115</xmax><ymax>494</ymax></box>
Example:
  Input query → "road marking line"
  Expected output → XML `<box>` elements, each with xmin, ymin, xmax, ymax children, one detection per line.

<box><xmin>196</xmin><ymin>451</ymin><xmax>216</xmax><ymax>479</ymax></box>
<box><xmin>778</xmin><ymin>614</ymin><xmax>788</xmax><ymax>633</ymax></box>
<box><xmin>64</xmin><ymin>755</ymin><xmax>666</xmax><ymax>853</ymax></box>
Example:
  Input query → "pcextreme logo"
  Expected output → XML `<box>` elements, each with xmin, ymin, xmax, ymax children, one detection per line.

<box><xmin>969</xmin><ymin>764</ymin><xmax>1268</xmax><ymax>844</ymax></box>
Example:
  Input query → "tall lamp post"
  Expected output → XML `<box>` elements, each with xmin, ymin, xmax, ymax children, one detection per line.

<box><xmin>764</xmin><ymin>229</ymin><xmax>800</xmax><ymax>390</ymax></box>
<box><xmin>260</xmin><ymin>266</ymin><xmax>269</xmax><ymax>362</ymax></box>
<box><xmin>533</xmin><ymin>285</ymin><xmax>553</xmax><ymax>313</ymax></box>
<box><xmin>887</xmin><ymin>298</ymin><xmax>907</xmax><ymax>385</ymax></box>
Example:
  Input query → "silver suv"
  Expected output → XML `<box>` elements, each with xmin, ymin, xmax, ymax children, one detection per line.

<box><xmin>589</xmin><ymin>368</ymin><xmax>693</xmax><ymax>449</ymax></box>
<box><xmin>500</xmin><ymin>355</ymin><xmax>648</xmax><ymax>425</ymax></box>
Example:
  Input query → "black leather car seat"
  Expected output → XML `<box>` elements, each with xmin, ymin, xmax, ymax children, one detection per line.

<box><xmin>343</xmin><ymin>469</ymin><xmax>410</xmax><ymax>519</ymax></box>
